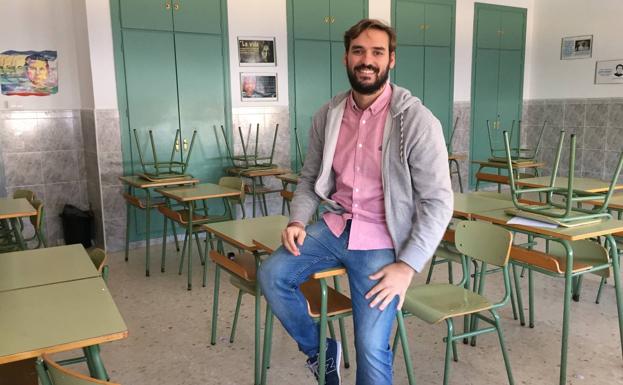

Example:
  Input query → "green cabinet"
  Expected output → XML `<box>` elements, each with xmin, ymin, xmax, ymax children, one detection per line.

<box><xmin>392</xmin><ymin>0</ymin><xmax>455</xmax><ymax>141</ymax></box>
<box><xmin>287</xmin><ymin>0</ymin><xmax>368</xmax><ymax>169</ymax></box>
<box><xmin>120</xmin><ymin>0</ymin><xmax>221</xmax><ymax>34</ymax></box>
<box><xmin>469</xmin><ymin>4</ymin><xmax>526</xmax><ymax>188</ymax></box>
<box><xmin>111</xmin><ymin>0</ymin><xmax>230</xmax><ymax>239</ymax></box>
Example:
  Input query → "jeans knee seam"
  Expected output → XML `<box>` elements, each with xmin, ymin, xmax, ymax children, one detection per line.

<box><xmin>286</xmin><ymin>255</ymin><xmax>335</xmax><ymax>287</ymax></box>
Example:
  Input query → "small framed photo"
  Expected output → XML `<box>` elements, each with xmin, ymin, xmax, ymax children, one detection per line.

<box><xmin>595</xmin><ymin>59</ymin><xmax>623</xmax><ymax>84</ymax></box>
<box><xmin>238</xmin><ymin>37</ymin><xmax>276</xmax><ymax>66</ymax></box>
<box><xmin>240</xmin><ymin>73</ymin><xmax>278</xmax><ymax>101</ymax></box>
<box><xmin>560</xmin><ymin>35</ymin><xmax>592</xmax><ymax>60</ymax></box>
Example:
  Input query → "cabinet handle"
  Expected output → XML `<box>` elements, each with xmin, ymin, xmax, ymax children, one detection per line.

<box><xmin>324</xmin><ymin>16</ymin><xmax>330</xmax><ymax>23</ymax></box>
<box><xmin>419</xmin><ymin>24</ymin><xmax>425</xmax><ymax>30</ymax></box>
<box><xmin>173</xmin><ymin>1</ymin><xmax>180</xmax><ymax>10</ymax></box>
<box><xmin>497</xmin><ymin>30</ymin><xmax>504</xmax><ymax>35</ymax></box>
<box><xmin>183</xmin><ymin>138</ymin><xmax>189</xmax><ymax>151</ymax></box>
<box><xmin>175</xmin><ymin>139</ymin><xmax>180</xmax><ymax>152</ymax></box>
<box><xmin>330</xmin><ymin>16</ymin><xmax>335</xmax><ymax>24</ymax></box>
<box><xmin>165</xmin><ymin>1</ymin><xmax>171</xmax><ymax>10</ymax></box>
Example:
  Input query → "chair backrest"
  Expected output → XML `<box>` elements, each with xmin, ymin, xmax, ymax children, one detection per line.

<box><xmin>87</xmin><ymin>248</ymin><xmax>109</xmax><ymax>283</ymax></box>
<box><xmin>13</xmin><ymin>189</ymin><xmax>36</xmax><ymax>202</ymax></box>
<box><xmin>219</xmin><ymin>176</ymin><xmax>246</xmax><ymax>204</ymax></box>
<box><xmin>454</xmin><ymin>220</ymin><xmax>513</xmax><ymax>267</ymax></box>
<box><xmin>29</xmin><ymin>199</ymin><xmax>44</xmax><ymax>229</ymax></box>
<box><xmin>42</xmin><ymin>353</ymin><xmax>120</xmax><ymax>385</ymax></box>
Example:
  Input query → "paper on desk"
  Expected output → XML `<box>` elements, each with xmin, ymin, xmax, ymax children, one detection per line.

<box><xmin>507</xmin><ymin>216</ymin><xmax>559</xmax><ymax>229</ymax></box>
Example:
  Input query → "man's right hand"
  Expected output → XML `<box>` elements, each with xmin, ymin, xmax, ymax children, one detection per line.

<box><xmin>281</xmin><ymin>223</ymin><xmax>306</xmax><ymax>256</ymax></box>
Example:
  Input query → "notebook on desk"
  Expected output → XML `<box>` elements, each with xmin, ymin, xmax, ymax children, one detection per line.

<box><xmin>504</xmin><ymin>208</ymin><xmax>602</xmax><ymax>228</ymax></box>
<box><xmin>488</xmin><ymin>157</ymin><xmax>536</xmax><ymax>165</ymax></box>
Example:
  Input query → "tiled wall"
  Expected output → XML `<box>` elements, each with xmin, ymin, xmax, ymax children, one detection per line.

<box><xmin>0</xmin><ymin>110</ymin><xmax>90</xmax><ymax>246</ymax></box>
<box><xmin>448</xmin><ymin>97</ymin><xmax>623</xmax><ymax>192</ymax></box>
<box><xmin>81</xmin><ymin>110</ymin><xmax>105</xmax><ymax>248</ymax></box>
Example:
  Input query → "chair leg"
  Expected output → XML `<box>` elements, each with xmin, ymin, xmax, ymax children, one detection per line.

<box><xmin>512</xmin><ymin>264</ymin><xmax>526</xmax><ymax>326</ymax></box>
<box><xmin>124</xmin><ymin>203</ymin><xmax>131</xmax><ymax>262</ymax></box>
<box><xmin>328</xmin><ymin>320</ymin><xmax>336</xmax><ymax>340</ymax></box>
<box><xmin>425</xmin><ymin>256</ymin><xmax>437</xmax><ymax>284</ymax></box>
<box><xmin>572</xmin><ymin>275</ymin><xmax>584</xmax><ymax>302</ymax></box>
<box><xmin>470</xmin><ymin>263</ymin><xmax>488</xmax><ymax>346</ymax></box>
<box><xmin>230</xmin><ymin>290</ymin><xmax>244</xmax><ymax>343</ymax></box>
<box><xmin>36</xmin><ymin>358</ymin><xmax>53</xmax><ymax>385</ymax></box>
<box><xmin>261</xmin><ymin>304</ymin><xmax>274</xmax><ymax>385</ymax></box>
<box><xmin>491</xmin><ymin>309</ymin><xmax>515</xmax><ymax>385</ymax></box>
<box><xmin>396</xmin><ymin>311</ymin><xmax>416</xmax><ymax>385</ymax></box>
<box><xmin>178</xmin><ymin>230</ymin><xmax>189</xmax><ymax>275</ymax></box>
<box><xmin>211</xmin><ymin>265</ymin><xmax>221</xmax><ymax>345</ymax></box>
<box><xmin>160</xmin><ymin>215</ymin><xmax>168</xmax><ymax>273</ymax></box>
<box><xmin>443</xmin><ymin>319</ymin><xmax>455</xmax><ymax>385</ymax></box>
<box><xmin>448</xmin><ymin>261</ymin><xmax>454</xmax><ymax>284</ymax></box>
<box><xmin>171</xmin><ymin>219</ymin><xmax>180</xmax><ymax>252</ymax></box>
<box><xmin>528</xmin><ymin>268</ymin><xmax>535</xmax><ymax>328</ymax></box>
<box><xmin>596</xmin><ymin>277</ymin><xmax>607</xmax><ymax>304</ymax></box>
<box><xmin>337</xmin><ymin>317</ymin><xmax>351</xmax><ymax>369</ymax></box>
<box><xmin>509</xmin><ymin>273</ymin><xmax>519</xmax><ymax>321</ymax></box>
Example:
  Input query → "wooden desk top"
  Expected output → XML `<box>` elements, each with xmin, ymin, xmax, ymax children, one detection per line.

<box><xmin>453</xmin><ymin>193</ymin><xmax>516</xmax><ymax>219</ymax></box>
<box><xmin>0</xmin><ymin>277</ymin><xmax>128</xmax><ymax>364</ymax></box>
<box><xmin>118</xmin><ymin>175</ymin><xmax>198</xmax><ymax>189</ymax></box>
<box><xmin>202</xmin><ymin>215</ymin><xmax>289</xmax><ymax>251</ymax></box>
<box><xmin>471</xmin><ymin>207</ymin><xmax>623</xmax><ymax>241</ymax></box>
<box><xmin>471</xmin><ymin>159</ymin><xmax>545</xmax><ymax>169</ymax></box>
<box><xmin>156</xmin><ymin>183</ymin><xmax>241</xmax><ymax>202</ymax></box>
<box><xmin>516</xmin><ymin>176</ymin><xmax>623</xmax><ymax>193</ymax></box>
<box><xmin>276</xmin><ymin>173</ymin><xmax>300</xmax><ymax>185</ymax></box>
<box><xmin>587</xmin><ymin>194</ymin><xmax>623</xmax><ymax>210</ymax></box>
<box><xmin>0</xmin><ymin>198</ymin><xmax>36</xmax><ymax>220</ymax></box>
<box><xmin>0</xmin><ymin>244</ymin><xmax>98</xmax><ymax>292</ymax></box>
<box><xmin>226</xmin><ymin>167</ymin><xmax>291</xmax><ymax>178</ymax></box>
<box><xmin>448</xmin><ymin>153</ymin><xmax>467</xmax><ymax>161</ymax></box>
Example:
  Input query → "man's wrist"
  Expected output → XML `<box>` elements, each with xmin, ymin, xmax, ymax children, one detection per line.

<box><xmin>287</xmin><ymin>221</ymin><xmax>305</xmax><ymax>229</ymax></box>
<box><xmin>397</xmin><ymin>261</ymin><xmax>416</xmax><ymax>278</ymax></box>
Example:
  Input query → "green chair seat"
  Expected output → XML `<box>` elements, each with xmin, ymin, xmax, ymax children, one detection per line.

<box><xmin>405</xmin><ymin>284</ymin><xmax>492</xmax><ymax>324</ymax></box>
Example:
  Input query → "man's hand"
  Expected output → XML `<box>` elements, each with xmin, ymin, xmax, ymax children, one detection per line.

<box><xmin>365</xmin><ymin>261</ymin><xmax>415</xmax><ymax>311</ymax></box>
<box><xmin>281</xmin><ymin>223</ymin><xmax>306</xmax><ymax>256</ymax></box>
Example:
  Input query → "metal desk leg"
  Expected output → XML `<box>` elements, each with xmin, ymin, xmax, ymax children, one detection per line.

<box><xmin>606</xmin><ymin>234</ymin><xmax>623</xmax><ymax>361</ymax></box>
<box><xmin>124</xmin><ymin>186</ymin><xmax>132</xmax><ymax>262</ymax></box>
<box><xmin>9</xmin><ymin>217</ymin><xmax>26</xmax><ymax>250</ymax></box>
<box><xmin>559</xmin><ymin>240</ymin><xmax>573</xmax><ymax>385</ymax></box>
<box><xmin>254</xmin><ymin>256</ymin><xmax>262</xmax><ymax>385</ymax></box>
<box><xmin>35</xmin><ymin>359</ymin><xmax>52</xmax><ymax>385</ymax></box>
<box><xmin>84</xmin><ymin>345</ymin><xmax>107</xmax><ymax>380</ymax></box>
<box><xmin>186</xmin><ymin>203</ymin><xmax>194</xmax><ymax>291</ymax></box>
<box><xmin>145</xmin><ymin>189</ymin><xmax>151</xmax><ymax>277</ymax></box>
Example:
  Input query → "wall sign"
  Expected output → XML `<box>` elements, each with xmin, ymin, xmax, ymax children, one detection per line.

<box><xmin>595</xmin><ymin>59</ymin><xmax>623</xmax><ymax>84</ymax></box>
<box><xmin>238</xmin><ymin>37</ymin><xmax>276</xmax><ymax>66</ymax></box>
<box><xmin>560</xmin><ymin>35</ymin><xmax>592</xmax><ymax>60</ymax></box>
<box><xmin>240</xmin><ymin>73</ymin><xmax>277</xmax><ymax>101</ymax></box>
<box><xmin>0</xmin><ymin>50</ymin><xmax>58</xmax><ymax>96</ymax></box>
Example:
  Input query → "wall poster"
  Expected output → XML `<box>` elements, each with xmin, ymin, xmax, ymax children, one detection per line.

<box><xmin>240</xmin><ymin>73</ymin><xmax>277</xmax><ymax>101</ymax></box>
<box><xmin>595</xmin><ymin>59</ymin><xmax>623</xmax><ymax>84</ymax></box>
<box><xmin>0</xmin><ymin>50</ymin><xmax>58</xmax><ymax>96</ymax></box>
<box><xmin>560</xmin><ymin>35</ymin><xmax>592</xmax><ymax>60</ymax></box>
<box><xmin>238</xmin><ymin>37</ymin><xmax>276</xmax><ymax>66</ymax></box>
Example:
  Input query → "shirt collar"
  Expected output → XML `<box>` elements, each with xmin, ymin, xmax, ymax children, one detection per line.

<box><xmin>348</xmin><ymin>82</ymin><xmax>392</xmax><ymax>116</ymax></box>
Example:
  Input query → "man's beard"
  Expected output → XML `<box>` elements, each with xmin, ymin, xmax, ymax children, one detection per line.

<box><xmin>346</xmin><ymin>63</ymin><xmax>389</xmax><ymax>95</ymax></box>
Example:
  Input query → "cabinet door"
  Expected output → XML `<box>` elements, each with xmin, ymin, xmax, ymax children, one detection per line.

<box><xmin>331</xmin><ymin>42</ymin><xmax>350</xmax><ymax>97</ymax></box>
<box><xmin>499</xmin><ymin>10</ymin><xmax>525</xmax><ymax>50</ymax></box>
<box><xmin>497</xmin><ymin>49</ymin><xmax>523</xmax><ymax>148</ymax></box>
<box><xmin>292</xmin><ymin>0</ymin><xmax>330</xmax><ymax>40</ymax></box>
<box><xmin>470</xmin><ymin>49</ymin><xmax>500</xmax><ymax>187</ymax></box>
<box><xmin>120</xmin><ymin>0</ymin><xmax>173</xmax><ymax>31</ymax></box>
<box><xmin>330</xmin><ymin>0</ymin><xmax>367</xmax><ymax>41</ymax></box>
<box><xmin>425</xmin><ymin>3</ymin><xmax>453</xmax><ymax>46</ymax></box>
<box><xmin>293</xmin><ymin>40</ymin><xmax>332</xmax><ymax>155</ymax></box>
<box><xmin>122</xmin><ymin>30</ymin><xmax>180</xmax><ymax>172</ymax></box>
<box><xmin>394</xmin><ymin>46</ymin><xmax>424</xmax><ymax>99</ymax></box>
<box><xmin>175</xmin><ymin>33</ymin><xmax>227</xmax><ymax>182</ymax></box>
<box><xmin>395</xmin><ymin>0</ymin><xmax>425</xmax><ymax>45</ymax></box>
<box><xmin>475</xmin><ymin>8</ymin><xmax>500</xmax><ymax>50</ymax></box>
<box><xmin>173</xmin><ymin>0</ymin><xmax>222</xmax><ymax>34</ymax></box>
<box><xmin>122</xmin><ymin>30</ymin><xmax>179</xmax><ymax>238</ymax></box>
<box><xmin>424</xmin><ymin>46</ymin><xmax>453</xmax><ymax>138</ymax></box>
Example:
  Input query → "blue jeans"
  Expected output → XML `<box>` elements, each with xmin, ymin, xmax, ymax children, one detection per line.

<box><xmin>258</xmin><ymin>219</ymin><xmax>398</xmax><ymax>385</ymax></box>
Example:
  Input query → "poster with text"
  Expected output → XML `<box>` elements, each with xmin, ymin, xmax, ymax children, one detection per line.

<box><xmin>560</xmin><ymin>35</ymin><xmax>592</xmax><ymax>60</ymax></box>
<box><xmin>595</xmin><ymin>59</ymin><xmax>623</xmax><ymax>84</ymax></box>
<box><xmin>0</xmin><ymin>50</ymin><xmax>58</xmax><ymax>96</ymax></box>
<box><xmin>240</xmin><ymin>73</ymin><xmax>277</xmax><ymax>101</ymax></box>
<box><xmin>238</xmin><ymin>37</ymin><xmax>276</xmax><ymax>66</ymax></box>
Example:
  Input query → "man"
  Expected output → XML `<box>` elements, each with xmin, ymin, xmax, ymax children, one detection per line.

<box><xmin>241</xmin><ymin>75</ymin><xmax>264</xmax><ymax>98</ymax></box>
<box><xmin>25</xmin><ymin>54</ymin><xmax>49</xmax><ymax>88</ymax></box>
<box><xmin>260</xmin><ymin>42</ymin><xmax>273</xmax><ymax>63</ymax></box>
<box><xmin>615</xmin><ymin>64</ymin><xmax>623</xmax><ymax>77</ymax></box>
<box><xmin>258</xmin><ymin>19</ymin><xmax>453</xmax><ymax>385</ymax></box>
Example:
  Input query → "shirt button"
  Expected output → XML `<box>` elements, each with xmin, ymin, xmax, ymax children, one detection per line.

<box><xmin>356</xmin><ymin>166</ymin><xmax>360</xmax><ymax>171</ymax></box>
<box><xmin>358</xmin><ymin>143</ymin><xmax>362</xmax><ymax>148</ymax></box>
<box><xmin>355</xmin><ymin>188</ymin><xmax>359</xmax><ymax>192</ymax></box>
<box><xmin>362</xmin><ymin>120</ymin><xmax>366</xmax><ymax>124</ymax></box>
<box><xmin>354</xmin><ymin>203</ymin><xmax>358</xmax><ymax>207</ymax></box>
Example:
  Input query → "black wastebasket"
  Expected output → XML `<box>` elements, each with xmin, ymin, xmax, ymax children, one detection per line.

<box><xmin>59</xmin><ymin>204</ymin><xmax>93</xmax><ymax>248</ymax></box>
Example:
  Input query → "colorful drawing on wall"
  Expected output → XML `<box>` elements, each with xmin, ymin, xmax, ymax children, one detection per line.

<box><xmin>0</xmin><ymin>50</ymin><xmax>58</xmax><ymax>96</ymax></box>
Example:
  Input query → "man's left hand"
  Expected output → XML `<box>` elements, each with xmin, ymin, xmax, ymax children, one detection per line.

<box><xmin>365</xmin><ymin>262</ymin><xmax>415</xmax><ymax>311</ymax></box>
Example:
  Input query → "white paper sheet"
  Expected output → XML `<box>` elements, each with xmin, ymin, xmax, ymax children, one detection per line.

<box><xmin>507</xmin><ymin>216</ymin><xmax>559</xmax><ymax>229</ymax></box>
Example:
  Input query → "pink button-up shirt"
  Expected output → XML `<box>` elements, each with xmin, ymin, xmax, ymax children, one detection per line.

<box><xmin>323</xmin><ymin>84</ymin><xmax>394</xmax><ymax>250</ymax></box>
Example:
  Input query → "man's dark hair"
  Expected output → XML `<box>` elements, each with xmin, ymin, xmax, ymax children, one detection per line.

<box><xmin>25</xmin><ymin>54</ymin><xmax>49</xmax><ymax>68</ymax></box>
<box><xmin>617</xmin><ymin>64</ymin><xmax>623</xmax><ymax>70</ymax></box>
<box><xmin>344</xmin><ymin>19</ymin><xmax>397</xmax><ymax>54</ymax></box>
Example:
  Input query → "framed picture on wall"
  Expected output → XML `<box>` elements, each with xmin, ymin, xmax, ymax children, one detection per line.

<box><xmin>238</xmin><ymin>37</ymin><xmax>276</xmax><ymax>66</ymax></box>
<box><xmin>560</xmin><ymin>35</ymin><xmax>593</xmax><ymax>60</ymax></box>
<box><xmin>240</xmin><ymin>73</ymin><xmax>278</xmax><ymax>101</ymax></box>
<box><xmin>595</xmin><ymin>59</ymin><xmax>623</xmax><ymax>84</ymax></box>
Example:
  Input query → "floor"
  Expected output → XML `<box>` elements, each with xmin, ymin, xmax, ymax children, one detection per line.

<box><xmin>75</xmin><ymin>241</ymin><xmax>623</xmax><ymax>385</ymax></box>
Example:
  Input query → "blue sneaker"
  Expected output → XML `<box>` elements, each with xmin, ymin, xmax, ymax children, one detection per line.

<box><xmin>306</xmin><ymin>338</ymin><xmax>341</xmax><ymax>385</ymax></box>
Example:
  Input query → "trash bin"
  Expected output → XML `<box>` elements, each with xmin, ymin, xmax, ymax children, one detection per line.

<box><xmin>59</xmin><ymin>204</ymin><xmax>93</xmax><ymax>248</ymax></box>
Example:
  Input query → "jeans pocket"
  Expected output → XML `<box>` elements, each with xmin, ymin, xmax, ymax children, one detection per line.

<box><xmin>304</xmin><ymin>219</ymin><xmax>329</xmax><ymax>240</ymax></box>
